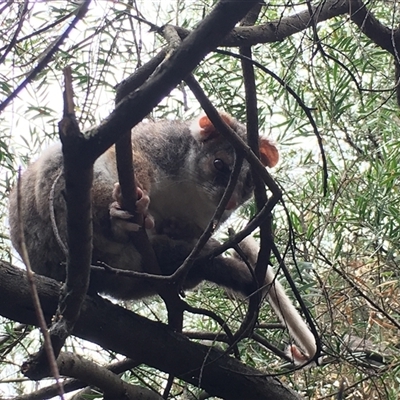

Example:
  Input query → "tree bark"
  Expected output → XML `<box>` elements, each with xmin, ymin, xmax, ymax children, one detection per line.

<box><xmin>0</xmin><ymin>261</ymin><xmax>302</xmax><ymax>400</ymax></box>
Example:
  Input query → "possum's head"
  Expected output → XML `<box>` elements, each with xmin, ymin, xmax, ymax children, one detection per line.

<box><xmin>188</xmin><ymin>112</ymin><xmax>279</xmax><ymax>223</ymax></box>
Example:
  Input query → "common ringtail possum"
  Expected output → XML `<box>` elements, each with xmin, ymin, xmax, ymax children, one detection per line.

<box><xmin>9</xmin><ymin>112</ymin><xmax>316</xmax><ymax>364</ymax></box>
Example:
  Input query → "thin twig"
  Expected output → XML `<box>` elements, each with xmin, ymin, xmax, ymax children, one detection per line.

<box><xmin>217</xmin><ymin>49</ymin><xmax>328</xmax><ymax>196</ymax></box>
<box><xmin>0</xmin><ymin>0</ymin><xmax>90</xmax><ymax>113</ymax></box>
<box><xmin>184</xmin><ymin>72</ymin><xmax>281</xmax><ymax>197</ymax></box>
<box><xmin>236</xmin><ymin>42</ymin><xmax>268</xmax><ymax>340</ymax></box>
<box><xmin>0</xmin><ymin>10</ymin><xmax>75</xmax><ymax>53</ymax></box>
<box><xmin>317</xmin><ymin>250</ymin><xmax>400</xmax><ymax>331</ymax></box>
<box><xmin>0</xmin><ymin>0</ymin><xmax>30</xmax><ymax>65</ymax></box>
<box><xmin>49</xmin><ymin>170</ymin><xmax>68</xmax><ymax>257</ymax></box>
<box><xmin>16</xmin><ymin>169</ymin><xmax>64</xmax><ymax>398</ymax></box>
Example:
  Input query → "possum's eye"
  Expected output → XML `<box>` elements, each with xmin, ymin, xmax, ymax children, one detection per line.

<box><xmin>213</xmin><ymin>158</ymin><xmax>230</xmax><ymax>174</ymax></box>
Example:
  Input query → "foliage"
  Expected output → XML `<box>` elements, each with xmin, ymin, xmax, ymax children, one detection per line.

<box><xmin>1</xmin><ymin>0</ymin><xmax>400</xmax><ymax>399</ymax></box>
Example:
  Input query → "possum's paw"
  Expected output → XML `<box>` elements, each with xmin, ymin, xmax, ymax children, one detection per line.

<box><xmin>110</xmin><ymin>183</ymin><xmax>154</xmax><ymax>241</ymax></box>
<box><xmin>285</xmin><ymin>344</ymin><xmax>318</xmax><ymax>368</ymax></box>
<box><xmin>109</xmin><ymin>201</ymin><xmax>141</xmax><ymax>235</ymax></box>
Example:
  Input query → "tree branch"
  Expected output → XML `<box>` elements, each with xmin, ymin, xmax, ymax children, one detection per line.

<box><xmin>174</xmin><ymin>0</ymin><xmax>350</xmax><ymax>46</ymax></box>
<box><xmin>172</xmin><ymin>0</ymin><xmax>397</xmax><ymax>58</ymax></box>
<box><xmin>23</xmin><ymin>66</ymin><xmax>94</xmax><ymax>380</ymax></box>
<box><xmin>0</xmin><ymin>0</ymin><xmax>90</xmax><ymax>113</ymax></box>
<box><xmin>56</xmin><ymin>352</ymin><xmax>162</xmax><ymax>400</ymax></box>
<box><xmin>80</xmin><ymin>0</ymin><xmax>260</xmax><ymax>165</ymax></box>
<box><xmin>0</xmin><ymin>0</ymin><xmax>30</xmax><ymax>65</ymax></box>
<box><xmin>238</xmin><ymin>38</ymin><xmax>267</xmax><ymax>340</ymax></box>
<box><xmin>0</xmin><ymin>261</ymin><xmax>302</xmax><ymax>400</ymax></box>
<box><xmin>14</xmin><ymin>358</ymin><xmax>141</xmax><ymax>400</ymax></box>
<box><xmin>15</xmin><ymin>170</ymin><xmax>64</xmax><ymax>395</ymax></box>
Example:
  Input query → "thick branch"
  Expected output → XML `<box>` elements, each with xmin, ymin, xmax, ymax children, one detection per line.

<box><xmin>56</xmin><ymin>352</ymin><xmax>162</xmax><ymax>400</ymax></box>
<box><xmin>174</xmin><ymin>0</ymin><xmax>350</xmax><ymax>46</ymax></box>
<box><xmin>80</xmin><ymin>0</ymin><xmax>260</xmax><ymax>165</ymax></box>
<box><xmin>23</xmin><ymin>67</ymin><xmax>94</xmax><ymax>380</ymax></box>
<box><xmin>14</xmin><ymin>359</ymin><xmax>141</xmax><ymax>400</ymax></box>
<box><xmin>0</xmin><ymin>261</ymin><xmax>302</xmax><ymax>400</ymax></box>
<box><xmin>115</xmin><ymin>49</ymin><xmax>167</xmax><ymax>104</ymax></box>
<box><xmin>114</xmin><ymin>44</ymin><xmax>184</xmax><ymax>332</ymax></box>
<box><xmin>173</xmin><ymin>0</ymin><xmax>396</xmax><ymax>56</ymax></box>
<box><xmin>57</xmin><ymin>68</ymin><xmax>93</xmax><ymax>341</ymax></box>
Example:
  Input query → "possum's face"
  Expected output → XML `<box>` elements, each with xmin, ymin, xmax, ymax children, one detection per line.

<box><xmin>189</xmin><ymin>113</ymin><xmax>278</xmax><ymax>221</ymax></box>
<box><xmin>135</xmin><ymin>112</ymin><xmax>278</xmax><ymax>240</ymax></box>
<box><xmin>193</xmin><ymin>136</ymin><xmax>254</xmax><ymax>219</ymax></box>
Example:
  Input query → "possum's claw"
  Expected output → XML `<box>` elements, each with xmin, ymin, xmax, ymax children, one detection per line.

<box><xmin>110</xmin><ymin>183</ymin><xmax>154</xmax><ymax>240</ymax></box>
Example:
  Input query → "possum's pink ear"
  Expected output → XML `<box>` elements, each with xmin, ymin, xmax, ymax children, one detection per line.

<box><xmin>190</xmin><ymin>112</ymin><xmax>234</xmax><ymax>142</ymax></box>
<box><xmin>259</xmin><ymin>138</ymin><xmax>279</xmax><ymax>168</ymax></box>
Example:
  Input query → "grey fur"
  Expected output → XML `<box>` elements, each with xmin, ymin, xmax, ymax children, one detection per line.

<box><xmin>9</xmin><ymin>115</ymin><xmax>254</xmax><ymax>299</ymax></box>
<box><xmin>9</xmin><ymin>115</ymin><xmax>317</xmax><ymax>364</ymax></box>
